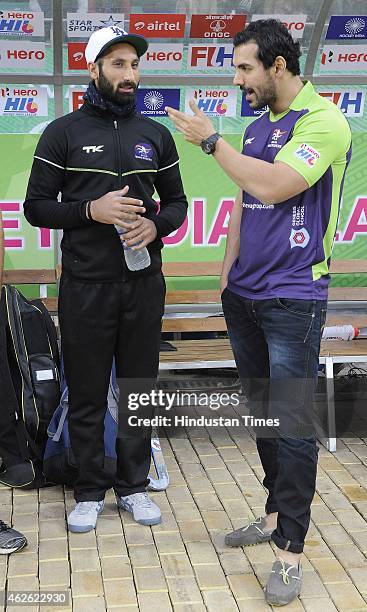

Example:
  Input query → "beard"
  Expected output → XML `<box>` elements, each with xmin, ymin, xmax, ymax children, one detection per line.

<box><xmin>97</xmin><ymin>66</ymin><xmax>138</xmax><ymax>107</ymax></box>
<box><xmin>242</xmin><ymin>77</ymin><xmax>277</xmax><ymax>110</ymax></box>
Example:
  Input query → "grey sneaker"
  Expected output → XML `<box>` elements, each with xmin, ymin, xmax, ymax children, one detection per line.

<box><xmin>117</xmin><ymin>492</ymin><xmax>161</xmax><ymax>526</ymax></box>
<box><xmin>0</xmin><ymin>520</ymin><xmax>27</xmax><ymax>554</ymax></box>
<box><xmin>225</xmin><ymin>516</ymin><xmax>273</xmax><ymax>547</ymax></box>
<box><xmin>67</xmin><ymin>500</ymin><xmax>104</xmax><ymax>533</ymax></box>
<box><xmin>265</xmin><ymin>559</ymin><xmax>302</xmax><ymax>606</ymax></box>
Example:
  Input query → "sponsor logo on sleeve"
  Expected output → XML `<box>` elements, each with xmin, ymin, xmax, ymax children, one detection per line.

<box><xmin>251</xmin><ymin>14</ymin><xmax>307</xmax><ymax>39</ymax></box>
<box><xmin>294</xmin><ymin>143</ymin><xmax>320</xmax><ymax>166</ymax></box>
<box><xmin>0</xmin><ymin>85</ymin><xmax>48</xmax><ymax>116</ymax></box>
<box><xmin>134</xmin><ymin>143</ymin><xmax>154</xmax><ymax>161</ymax></box>
<box><xmin>136</xmin><ymin>88</ymin><xmax>180</xmax><ymax>115</ymax></box>
<box><xmin>129</xmin><ymin>14</ymin><xmax>185</xmax><ymax>38</ymax></box>
<box><xmin>189</xmin><ymin>14</ymin><xmax>246</xmax><ymax>38</ymax></box>
<box><xmin>67</xmin><ymin>13</ymin><xmax>124</xmax><ymax>37</ymax></box>
<box><xmin>326</xmin><ymin>16</ymin><xmax>367</xmax><ymax>39</ymax></box>
<box><xmin>289</xmin><ymin>227</ymin><xmax>310</xmax><ymax>249</ymax></box>
<box><xmin>244</xmin><ymin>137</ymin><xmax>255</xmax><ymax>145</ymax></box>
<box><xmin>0</xmin><ymin>10</ymin><xmax>44</xmax><ymax>36</ymax></box>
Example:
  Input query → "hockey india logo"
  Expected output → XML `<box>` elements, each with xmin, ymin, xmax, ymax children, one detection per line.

<box><xmin>345</xmin><ymin>17</ymin><xmax>365</xmax><ymax>35</ymax></box>
<box><xmin>144</xmin><ymin>90</ymin><xmax>164</xmax><ymax>111</ymax></box>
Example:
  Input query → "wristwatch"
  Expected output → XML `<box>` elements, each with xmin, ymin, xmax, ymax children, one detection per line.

<box><xmin>200</xmin><ymin>132</ymin><xmax>222</xmax><ymax>155</ymax></box>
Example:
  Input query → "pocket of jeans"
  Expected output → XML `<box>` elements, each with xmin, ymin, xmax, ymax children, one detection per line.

<box><xmin>276</xmin><ymin>297</ymin><xmax>315</xmax><ymax>317</ymax></box>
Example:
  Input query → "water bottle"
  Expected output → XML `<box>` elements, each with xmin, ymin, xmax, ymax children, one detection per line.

<box><xmin>114</xmin><ymin>224</ymin><xmax>151</xmax><ymax>271</ymax></box>
<box><xmin>322</xmin><ymin>325</ymin><xmax>359</xmax><ymax>341</ymax></box>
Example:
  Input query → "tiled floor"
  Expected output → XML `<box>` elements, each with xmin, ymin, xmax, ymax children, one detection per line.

<box><xmin>1</xmin><ymin>429</ymin><xmax>367</xmax><ymax>611</ymax></box>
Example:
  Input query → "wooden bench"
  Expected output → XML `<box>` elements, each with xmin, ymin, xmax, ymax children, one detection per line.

<box><xmin>3</xmin><ymin>260</ymin><xmax>367</xmax><ymax>452</ymax></box>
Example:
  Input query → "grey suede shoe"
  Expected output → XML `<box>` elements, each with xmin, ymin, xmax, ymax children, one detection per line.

<box><xmin>265</xmin><ymin>559</ymin><xmax>302</xmax><ymax>606</ymax></box>
<box><xmin>225</xmin><ymin>516</ymin><xmax>273</xmax><ymax>547</ymax></box>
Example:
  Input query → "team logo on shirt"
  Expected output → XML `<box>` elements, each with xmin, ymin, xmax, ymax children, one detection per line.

<box><xmin>268</xmin><ymin>128</ymin><xmax>287</xmax><ymax>148</ymax></box>
<box><xmin>244</xmin><ymin>137</ymin><xmax>255</xmax><ymax>145</ymax></box>
<box><xmin>294</xmin><ymin>143</ymin><xmax>320</xmax><ymax>166</ymax></box>
<box><xmin>289</xmin><ymin>227</ymin><xmax>310</xmax><ymax>249</ymax></box>
<box><xmin>134</xmin><ymin>143</ymin><xmax>153</xmax><ymax>161</ymax></box>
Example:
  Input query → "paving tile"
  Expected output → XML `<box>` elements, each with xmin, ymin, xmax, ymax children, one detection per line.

<box><xmin>325</xmin><ymin>581</ymin><xmax>367</xmax><ymax>610</ymax></box>
<box><xmin>103</xmin><ymin>578</ymin><xmax>137</xmax><ymax>606</ymax></box>
<box><xmin>193</xmin><ymin>492</ymin><xmax>223</xmax><ymax>511</ymax></box>
<box><xmin>201</xmin><ymin>510</ymin><xmax>232</xmax><ymax>531</ymax></box>
<box><xmin>7</xmin><ymin>552</ymin><xmax>38</xmax><ymax>577</ymax></box>
<box><xmin>299</xmin><ymin>570</ymin><xmax>329</xmax><ymax>598</ymax></box>
<box><xmin>178</xmin><ymin>520</ymin><xmax>210</xmax><ymax>542</ymax></box>
<box><xmin>123</xmin><ymin>524</ymin><xmax>154</xmax><ymax>547</ymax></box>
<box><xmin>70</xmin><ymin>548</ymin><xmax>101</xmax><ymax>572</ymax></box>
<box><xmin>128</xmin><ymin>543</ymin><xmax>160</xmax><ymax>568</ymax></box>
<box><xmin>219</xmin><ymin>550</ymin><xmax>252</xmax><ymax>575</ymax></box>
<box><xmin>348</xmin><ymin>567</ymin><xmax>367</xmax><ymax>594</ymax></box>
<box><xmin>185</xmin><ymin>541</ymin><xmax>218</xmax><ymax>565</ymax></box>
<box><xmin>330</xmin><ymin>544</ymin><xmax>367</xmax><ymax>569</ymax></box>
<box><xmin>227</xmin><ymin>573</ymin><xmax>265</xmax><ymax>599</ymax></box>
<box><xmin>39</xmin><ymin>521</ymin><xmax>67</xmax><ymax>540</ymax></box>
<box><xmin>39</xmin><ymin>560</ymin><xmax>70</xmax><ymax>587</ymax></box>
<box><xmin>311</xmin><ymin>558</ymin><xmax>350</xmax><ymax>583</ymax></box>
<box><xmin>160</xmin><ymin>553</ymin><xmax>194</xmax><ymax>577</ymax></box>
<box><xmin>134</xmin><ymin>567</ymin><xmax>168</xmax><ymax>592</ymax></box>
<box><xmin>193</xmin><ymin>563</ymin><xmax>228</xmax><ymax>590</ymax></box>
<box><xmin>101</xmin><ymin>556</ymin><xmax>132</xmax><ymax>580</ymax></box>
<box><xmin>154</xmin><ymin>531</ymin><xmax>186</xmax><ymax>554</ymax></box>
<box><xmin>302</xmin><ymin>600</ymin><xmax>338</xmax><ymax>612</ymax></box>
<box><xmin>166</xmin><ymin>576</ymin><xmax>203</xmax><ymax>604</ymax></box>
<box><xmin>39</xmin><ymin>538</ymin><xmax>68</xmax><ymax>561</ymax></box>
<box><xmin>71</xmin><ymin>571</ymin><xmax>103</xmax><ymax>597</ymax></box>
<box><xmin>185</xmin><ymin>477</ymin><xmax>215</xmax><ymax>495</ymax></box>
<box><xmin>72</xmin><ymin>597</ymin><xmax>106</xmax><ymax>612</ymax></box>
<box><xmin>138</xmin><ymin>592</ymin><xmax>172</xmax><ymax>612</ymax></box>
<box><xmin>202</xmin><ymin>589</ymin><xmax>238</xmax><ymax>611</ymax></box>
<box><xmin>97</xmin><ymin>534</ymin><xmax>128</xmax><ymax>557</ymax></box>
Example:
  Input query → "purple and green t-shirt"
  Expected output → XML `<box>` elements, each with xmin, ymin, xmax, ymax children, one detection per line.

<box><xmin>227</xmin><ymin>80</ymin><xmax>352</xmax><ymax>300</ymax></box>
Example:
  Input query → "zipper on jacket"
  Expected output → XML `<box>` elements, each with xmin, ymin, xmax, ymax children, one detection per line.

<box><xmin>113</xmin><ymin>119</ymin><xmax>127</xmax><ymax>282</ymax></box>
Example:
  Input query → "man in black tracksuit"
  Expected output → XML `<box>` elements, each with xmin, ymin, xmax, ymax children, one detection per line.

<box><xmin>24</xmin><ymin>26</ymin><xmax>188</xmax><ymax>532</ymax></box>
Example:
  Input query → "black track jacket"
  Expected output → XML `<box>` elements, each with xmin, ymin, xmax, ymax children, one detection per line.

<box><xmin>24</xmin><ymin>101</ymin><xmax>188</xmax><ymax>282</ymax></box>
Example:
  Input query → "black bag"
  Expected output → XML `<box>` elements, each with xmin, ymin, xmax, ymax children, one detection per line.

<box><xmin>0</xmin><ymin>285</ymin><xmax>60</xmax><ymax>488</ymax></box>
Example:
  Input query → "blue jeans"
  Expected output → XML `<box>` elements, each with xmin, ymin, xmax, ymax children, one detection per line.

<box><xmin>221</xmin><ymin>287</ymin><xmax>327</xmax><ymax>553</ymax></box>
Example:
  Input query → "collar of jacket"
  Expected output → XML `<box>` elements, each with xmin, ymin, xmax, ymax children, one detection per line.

<box><xmin>80</xmin><ymin>99</ymin><xmax>138</xmax><ymax>120</ymax></box>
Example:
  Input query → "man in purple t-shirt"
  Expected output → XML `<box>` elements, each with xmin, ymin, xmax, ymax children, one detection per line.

<box><xmin>167</xmin><ymin>19</ymin><xmax>351</xmax><ymax>607</ymax></box>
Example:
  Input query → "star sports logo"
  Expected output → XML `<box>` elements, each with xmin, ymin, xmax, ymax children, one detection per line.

<box><xmin>67</xmin><ymin>13</ymin><xmax>124</xmax><ymax>38</ymax></box>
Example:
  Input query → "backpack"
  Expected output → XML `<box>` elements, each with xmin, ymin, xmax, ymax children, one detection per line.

<box><xmin>43</xmin><ymin>362</ymin><xmax>119</xmax><ymax>486</ymax></box>
<box><xmin>0</xmin><ymin>285</ymin><xmax>61</xmax><ymax>488</ymax></box>
<box><xmin>44</xmin><ymin>360</ymin><xmax>169</xmax><ymax>490</ymax></box>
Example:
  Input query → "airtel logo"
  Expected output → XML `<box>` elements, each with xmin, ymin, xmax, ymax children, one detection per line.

<box><xmin>134</xmin><ymin>20</ymin><xmax>182</xmax><ymax>32</ymax></box>
<box><xmin>73</xmin><ymin>52</ymin><xmax>84</xmax><ymax>62</ymax></box>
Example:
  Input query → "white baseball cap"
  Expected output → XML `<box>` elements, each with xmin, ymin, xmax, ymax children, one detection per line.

<box><xmin>85</xmin><ymin>26</ymin><xmax>148</xmax><ymax>64</ymax></box>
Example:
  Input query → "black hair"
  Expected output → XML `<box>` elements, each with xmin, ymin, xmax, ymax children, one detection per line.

<box><xmin>233</xmin><ymin>19</ymin><xmax>301</xmax><ymax>76</ymax></box>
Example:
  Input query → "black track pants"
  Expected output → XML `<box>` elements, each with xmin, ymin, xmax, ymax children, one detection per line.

<box><xmin>58</xmin><ymin>272</ymin><xmax>165</xmax><ymax>502</ymax></box>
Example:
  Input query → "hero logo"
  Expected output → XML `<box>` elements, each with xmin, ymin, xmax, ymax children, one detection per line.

<box><xmin>186</xmin><ymin>88</ymin><xmax>236</xmax><ymax>117</ymax></box>
<box><xmin>319</xmin><ymin>90</ymin><xmax>365</xmax><ymax>117</ymax></box>
<box><xmin>144</xmin><ymin>90</ymin><xmax>164</xmax><ymax>110</ymax></box>
<box><xmin>189</xmin><ymin>14</ymin><xmax>247</xmax><ymax>38</ymax></box>
<box><xmin>294</xmin><ymin>143</ymin><xmax>320</xmax><ymax>166</ymax></box>
<box><xmin>0</xmin><ymin>86</ymin><xmax>47</xmax><ymax>116</ymax></box>
<box><xmin>195</xmin><ymin>90</ymin><xmax>228</xmax><ymax>116</ymax></box>
<box><xmin>189</xmin><ymin>45</ymin><xmax>234</xmax><ymax>68</ymax></box>
<box><xmin>0</xmin><ymin>41</ymin><xmax>45</xmax><ymax>66</ymax></box>
<box><xmin>129</xmin><ymin>14</ymin><xmax>185</xmax><ymax>38</ymax></box>
<box><xmin>251</xmin><ymin>15</ymin><xmax>306</xmax><ymax>39</ymax></box>
<box><xmin>320</xmin><ymin>45</ymin><xmax>367</xmax><ymax>70</ymax></box>
<box><xmin>82</xmin><ymin>145</ymin><xmax>104</xmax><ymax>153</ymax></box>
<box><xmin>0</xmin><ymin>10</ymin><xmax>44</xmax><ymax>36</ymax></box>
<box><xmin>289</xmin><ymin>227</ymin><xmax>310</xmax><ymax>249</ymax></box>
<box><xmin>139</xmin><ymin>44</ymin><xmax>183</xmax><ymax>69</ymax></box>
<box><xmin>268</xmin><ymin>128</ymin><xmax>287</xmax><ymax>148</ymax></box>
